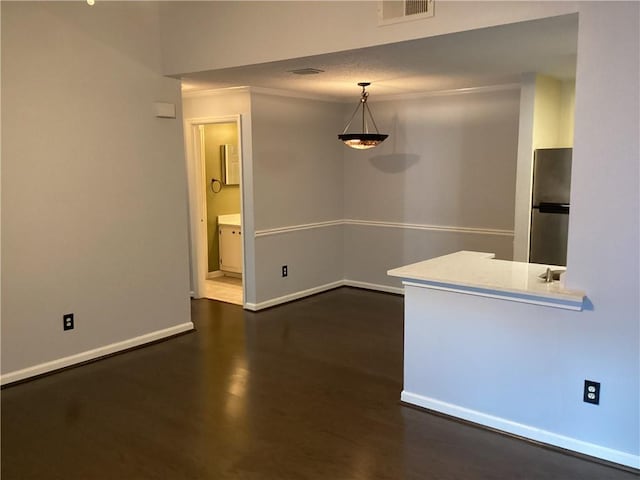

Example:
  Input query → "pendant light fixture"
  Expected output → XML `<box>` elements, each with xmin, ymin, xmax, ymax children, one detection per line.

<box><xmin>338</xmin><ymin>82</ymin><xmax>388</xmax><ymax>150</ymax></box>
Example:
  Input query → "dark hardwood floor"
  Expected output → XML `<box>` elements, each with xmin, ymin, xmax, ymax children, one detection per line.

<box><xmin>1</xmin><ymin>287</ymin><xmax>635</xmax><ymax>479</ymax></box>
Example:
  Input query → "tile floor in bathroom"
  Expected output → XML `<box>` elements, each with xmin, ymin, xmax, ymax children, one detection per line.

<box><xmin>203</xmin><ymin>275</ymin><xmax>243</xmax><ymax>305</ymax></box>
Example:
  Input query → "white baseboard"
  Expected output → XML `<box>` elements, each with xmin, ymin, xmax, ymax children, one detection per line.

<box><xmin>244</xmin><ymin>279</ymin><xmax>404</xmax><ymax>311</ymax></box>
<box><xmin>1</xmin><ymin>322</ymin><xmax>194</xmax><ymax>386</ymax></box>
<box><xmin>401</xmin><ymin>390</ymin><xmax>640</xmax><ymax>470</ymax></box>
<box><xmin>222</xmin><ymin>272</ymin><xmax>242</xmax><ymax>279</ymax></box>
<box><xmin>207</xmin><ymin>270</ymin><xmax>224</xmax><ymax>279</ymax></box>
<box><xmin>343</xmin><ymin>279</ymin><xmax>404</xmax><ymax>295</ymax></box>
<box><xmin>245</xmin><ymin>280</ymin><xmax>344</xmax><ymax>311</ymax></box>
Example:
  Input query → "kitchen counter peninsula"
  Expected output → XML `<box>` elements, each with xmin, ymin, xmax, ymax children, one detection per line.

<box><xmin>386</xmin><ymin>251</ymin><xmax>592</xmax><ymax>462</ymax></box>
<box><xmin>388</xmin><ymin>251</ymin><xmax>585</xmax><ymax>311</ymax></box>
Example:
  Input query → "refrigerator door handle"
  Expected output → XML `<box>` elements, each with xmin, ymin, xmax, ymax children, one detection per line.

<box><xmin>537</xmin><ymin>203</ymin><xmax>570</xmax><ymax>214</ymax></box>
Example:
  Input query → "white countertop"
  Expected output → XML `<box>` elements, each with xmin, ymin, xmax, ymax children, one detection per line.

<box><xmin>218</xmin><ymin>213</ymin><xmax>241</xmax><ymax>227</ymax></box>
<box><xmin>388</xmin><ymin>251</ymin><xmax>585</xmax><ymax>310</ymax></box>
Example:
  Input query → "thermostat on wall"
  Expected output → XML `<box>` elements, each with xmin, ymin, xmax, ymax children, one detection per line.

<box><xmin>154</xmin><ymin>102</ymin><xmax>176</xmax><ymax>119</ymax></box>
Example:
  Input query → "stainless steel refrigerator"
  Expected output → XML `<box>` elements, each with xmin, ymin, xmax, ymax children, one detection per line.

<box><xmin>529</xmin><ymin>148</ymin><xmax>572</xmax><ymax>266</ymax></box>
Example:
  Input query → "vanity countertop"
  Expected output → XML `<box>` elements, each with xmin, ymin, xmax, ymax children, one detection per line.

<box><xmin>388</xmin><ymin>251</ymin><xmax>585</xmax><ymax>311</ymax></box>
<box><xmin>218</xmin><ymin>214</ymin><xmax>241</xmax><ymax>227</ymax></box>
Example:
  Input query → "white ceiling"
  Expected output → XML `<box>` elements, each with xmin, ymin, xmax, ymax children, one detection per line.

<box><xmin>180</xmin><ymin>13</ymin><xmax>578</xmax><ymax>100</ymax></box>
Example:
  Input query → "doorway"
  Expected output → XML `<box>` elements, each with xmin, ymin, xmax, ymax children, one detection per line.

<box><xmin>184</xmin><ymin>115</ymin><xmax>245</xmax><ymax>306</ymax></box>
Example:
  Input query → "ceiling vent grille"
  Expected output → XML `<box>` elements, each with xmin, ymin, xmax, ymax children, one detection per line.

<box><xmin>378</xmin><ymin>0</ymin><xmax>434</xmax><ymax>26</ymax></box>
<box><xmin>405</xmin><ymin>0</ymin><xmax>430</xmax><ymax>16</ymax></box>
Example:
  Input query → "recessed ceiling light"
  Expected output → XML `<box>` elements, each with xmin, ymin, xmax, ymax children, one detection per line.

<box><xmin>288</xmin><ymin>68</ymin><xmax>325</xmax><ymax>75</ymax></box>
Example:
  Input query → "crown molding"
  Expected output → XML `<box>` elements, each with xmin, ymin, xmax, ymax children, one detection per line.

<box><xmin>247</xmin><ymin>86</ymin><xmax>343</xmax><ymax>103</ymax></box>
<box><xmin>181</xmin><ymin>86</ymin><xmax>250</xmax><ymax>99</ymax></box>
<box><xmin>182</xmin><ymin>83</ymin><xmax>520</xmax><ymax>103</ymax></box>
<box><xmin>374</xmin><ymin>83</ymin><xmax>521</xmax><ymax>102</ymax></box>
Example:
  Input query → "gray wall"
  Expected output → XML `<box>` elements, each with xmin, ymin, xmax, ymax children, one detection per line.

<box><xmin>250</xmin><ymin>93</ymin><xmax>345</xmax><ymax>305</ymax></box>
<box><xmin>344</xmin><ymin>88</ymin><xmax>519</xmax><ymax>289</ymax></box>
<box><xmin>184</xmin><ymin>87</ymin><xmax>519</xmax><ymax>303</ymax></box>
<box><xmin>1</xmin><ymin>2</ymin><xmax>191</xmax><ymax>376</ymax></box>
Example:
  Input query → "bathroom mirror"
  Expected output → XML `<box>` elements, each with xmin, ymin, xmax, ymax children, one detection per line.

<box><xmin>221</xmin><ymin>144</ymin><xmax>240</xmax><ymax>185</ymax></box>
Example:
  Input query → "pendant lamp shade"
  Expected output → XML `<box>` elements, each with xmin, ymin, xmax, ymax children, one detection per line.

<box><xmin>338</xmin><ymin>82</ymin><xmax>388</xmax><ymax>150</ymax></box>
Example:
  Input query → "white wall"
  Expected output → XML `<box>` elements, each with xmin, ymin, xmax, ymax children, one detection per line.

<box><xmin>1</xmin><ymin>2</ymin><xmax>192</xmax><ymax>380</ymax></box>
<box><xmin>250</xmin><ymin>92</ymin><xmax>345</xmax><ymax>306</ymax></box>
<box><xmin>565</xmin><ymin>0</ymin><xmax>639</xmax><ymax>455</ymax></box>
<box><xmin>343</xmin><ymin>88</ymin><xmax>519</xmax><ymax>289</ymax></box>
<box><xmin>402</xmin><ymin>2</ymin><xmax>639</xmax><ymax>467</ymax></box>
<box><xmin>159</xmin><ymin>1</ymin><xmax>578</xmax><ymax>76</ymax></box>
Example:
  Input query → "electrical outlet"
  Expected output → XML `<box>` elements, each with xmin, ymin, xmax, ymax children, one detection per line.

<box><xmin>282</xmin><ymin>265</ymin><xmax>288</xmax><ymax>277</ymax></box>
<box><xmin>583</xmin><ymin>380</ymin><xmax>600</xmax><ymax>405</ymax></box>
<box><xmin>63</xmin><ymin>313</ymin><xmax>74</xmax><ymax>331</ymax></box>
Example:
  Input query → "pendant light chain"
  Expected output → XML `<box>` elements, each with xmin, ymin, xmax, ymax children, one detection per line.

<box><xmin>361</xmin><ymin>86</ymin><xmax>368</xmax><ymax>133</ymax></box>
<box><xmin>338</xmin><ymin>82</ymin><xmax>389</xmax><ymax>150</ymax></box>
<box><xmin>364</xmin><ymin>102</ymin><xmax>380</xmax><ymax>135</ymax></box>
<box><xmin>341</xmin><ymin>84</ymin><xmax>381</xmax><ymax>135</ymax></box>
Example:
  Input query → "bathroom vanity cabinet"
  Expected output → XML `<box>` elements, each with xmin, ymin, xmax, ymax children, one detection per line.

<box><xmin>218</xmin><ymin>214</ymin><xmax>242</xmax><ymax>274</ymax></box>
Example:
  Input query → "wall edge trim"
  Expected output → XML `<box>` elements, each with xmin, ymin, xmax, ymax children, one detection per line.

<box><xmin>248</xmin><ymin>86</ymin><xmax>343</xmax><ymax>103</ymax></box>
<box><xmin>255</xmin><ymin>220</ymin><xmax>344</xmax><ymax>237</ymax></box>
<box><xmin>401</xmin><ymin>391</ymin><xmax>640</xmax><ymax>469</ymax></box>
<box><xmin>1</xmin><ymin>322</ymin><xmax>195</xmax><ymax>386</ymax></box>
<box><xmin>346</xmin><ymin>219</ymin><xmax>514</xmax><ymax>236</ymax></box>
<box><xmin>343</xmin><ymin>279</ymin><xmax>404</xmax><ymax>295</ymax></box>
<box><xmin>254</xmin><ymin>219</ymin><xmax>514</xmax><ymax>237</ymax></box>
<box><xmin>375</xmin><ymin>82</ymin><xmax>521</xmax><ymax>102</ymax></box>
<box><xmin>245</xmin><ymin>280</ymin><xmax>404</xmax><ymax>312</ymax></box>
<box><xmin>182</xmin><ymin>84</ymin><xmax>519</xmax><ymax>103</ymax></box>
<box><xmin>182</xmin><ymin>86</ymin><xmax>250</xmax><ymax>99</ymax></box>
<box><xmin>402</xmin><ymin>281</ymin><xmax>584</xmax><ymax>311</ymax></box>
<box><xmin>245</xmin><ymin>280</ymin><xmax>344</xmax><ymax>311</ymax></box>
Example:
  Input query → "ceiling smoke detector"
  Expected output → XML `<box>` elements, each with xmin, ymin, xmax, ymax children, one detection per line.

<box><xmin>288</xmin><ymin>68</ymin><xmax>325</xmax><ymax>75</ymax></box>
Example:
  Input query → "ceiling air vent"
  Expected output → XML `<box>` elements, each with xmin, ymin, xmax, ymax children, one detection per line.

<box><xmin>378</xmin><ymin>0</ymin><xmax>434</xmax><ymax>26</ymax></box>
<box><xmin>405</xmin><ymin>0</ymin><xmax>430</xmax><ymax>16</ymax></box>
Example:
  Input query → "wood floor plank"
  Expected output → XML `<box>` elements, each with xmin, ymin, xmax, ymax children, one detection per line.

<box><xmin>1</xmin><ymin>288</ymin><xmax>635</xmax><ymax>479</ymax></box>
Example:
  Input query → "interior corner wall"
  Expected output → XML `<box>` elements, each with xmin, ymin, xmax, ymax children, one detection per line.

<box><xmin>532</xmin><ymin>74</ymin><xmax>562</xmax><ymax>148</ymax></box>
<box><xmin>343</xmin><ymin>88</ymin><xmax>520</xmax><ymax>290</ymax></box>
<box><xmin>558</xmin><ymin>79</ymin><xmax>576</xmax><ymax>147</ymax></box>
<box><xmin>513</xmin><ymin>73</ymin><xmax>536</xmax><ymax>262</ymax></box>
<box><xmin>1</xmin><ymin>2</ymin><xmax>191</xmax><ymax>379</ymax></box>
<box><xmin>249</xmin><ymin>93</ymin><xmax>345</xmax><ymax>306</ymax></box>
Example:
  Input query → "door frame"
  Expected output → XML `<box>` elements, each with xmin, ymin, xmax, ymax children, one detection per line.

<box><xmin>183</xmin><ymin>114</ymin><xmax>246</xmax><ymax>303</ymax></box>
